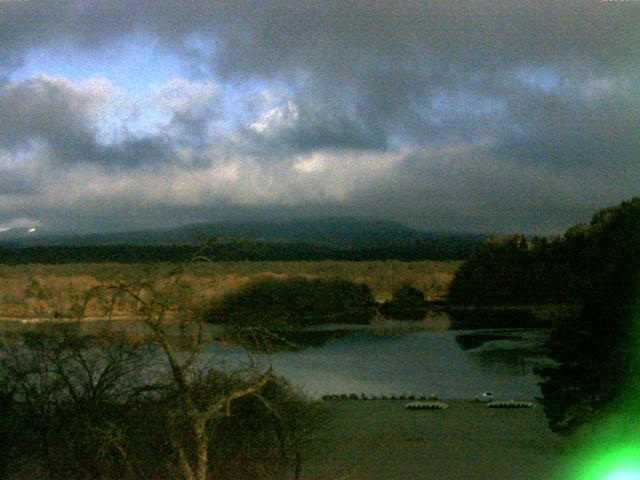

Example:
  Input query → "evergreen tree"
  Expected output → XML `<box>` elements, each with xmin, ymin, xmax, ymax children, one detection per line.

<box><xmin>537</xmin><ymin>198</ymin><xmax>640</xmax><ymax>433</ymax></box>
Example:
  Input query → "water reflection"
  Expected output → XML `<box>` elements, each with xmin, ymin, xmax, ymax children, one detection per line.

<box><xmin>455</xmin><ymin>332</ymin><xmax>515</xmax><ymax>351</ymax></box>
<box><xmin>456</xmin><ymin>329</ymin><xmax>551</xmax><ymax>376</ymax></box>
<box><xmin>448</xmin><ymin>308</ymin><xmax>539</xmax><ymax>328</ymax></box>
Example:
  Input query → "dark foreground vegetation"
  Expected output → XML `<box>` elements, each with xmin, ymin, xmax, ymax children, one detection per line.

<box><xmin>0</xmin><ymin>254</ymin><xmax>328</xmax><ymax>480</ymax></box>
<box><xmin>0</xmin><ymin>326</ymin><xmax>323</xmax><ymax>479</ymax></box>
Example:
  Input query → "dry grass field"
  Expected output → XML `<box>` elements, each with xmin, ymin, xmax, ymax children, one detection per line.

<box><xmin>0</xmin><ymin>261</ymin><xmax>460</xmax><ymax>319</ymax></box>
<box><xmin>303</xmin><ymin>400</ymin><xmax>567</xmax><ymax>480</ymax></box>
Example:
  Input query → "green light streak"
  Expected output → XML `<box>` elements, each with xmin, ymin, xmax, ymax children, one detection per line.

<box><xmin>555</xmin><ymin>291</ymin><xmax>640</xmax><ymax>480</ymax></box>
<box><xmin>568</xmin><ymin>444</ymin><xmax>640</xmax><ymax>480</ymax></box>
<box><xmin>607</xmin><ymin>469</ymin><xmax>640</xmax><ymax>480</ymax></box>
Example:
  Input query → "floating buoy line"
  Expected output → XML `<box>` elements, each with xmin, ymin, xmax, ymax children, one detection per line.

<box><xmin>320</xmin><ymin>394</ymin><xmax>535</xmax><ymax>410</ymax></box>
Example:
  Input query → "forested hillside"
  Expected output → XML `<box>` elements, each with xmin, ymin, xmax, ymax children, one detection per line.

<box><xmin>448</xmin><ymin>197</ymin><xmax>640</xmax><ymax>307</ymax></box>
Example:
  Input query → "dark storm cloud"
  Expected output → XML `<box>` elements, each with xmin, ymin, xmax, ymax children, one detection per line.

<box><xmin>162</xmin><ymin>0</ymin><xmax>637</xmax><ymax>84</ymax></box>
<box><xmin>347</xmin><ymin>147</ymin><xmax>637</xmax><ymax>235</ymax></box>
<box><xmin>0</xmin><ymin>170</ymin><xmax>35</xmax><ymax>195</ymax></box>
<box><xmin>241</xmin><ymin>100</ymin><xmax>387</xmax><ymax>154</ymax></box>
<box><xmin>93</xmin><ymin>136</ymin><xmax>173</xmax><ymax>167</ymax></box>
<box><xmin>2</xmin><ymin>3</ymin><xmax>637</xmax><ymax>97</ymax></box>
<box><xmin>0</xmin><ymin>77</ymin><xmax>92</xmax><ymax>151</ymax></box>
<box><xmin>195</xmin><ymin>0</ymin><xmax>638</xmax><ymax>152</ymax></box>
<box><xmin>1</xmin><ymin>1</ymin><xmax>637</xmax><ymax>155</ymax></box>
<box><xmin>0</xmin><ymin>0</ymin><xmax>638</xmax><ymax>233</ymax></box>
<box><xmin>497</xmin><ymin>77</ymin><xmax>640</xmax><ymax>171</ymax></box>
<box><xmin>174</xmin><ymin>1</ymin><xmax>636</xmax><ymax>163</ymax></box>
<box><xmin>0</xmin><ymin>76</ymin><xmax>173</xmax><ymax>167</ymax></box>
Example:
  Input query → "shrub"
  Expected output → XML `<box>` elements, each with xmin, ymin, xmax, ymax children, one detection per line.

<box><xmin>203</xmin><ymin>276</ymin><xmax>377</xmax><ymax>326</ymax></box>
<box><xmin>209</xmin><ymin>377</ymin><xmax>328</xmax><ymax>479</ymax></box>
<box><xmin>380</xmin><ymin>285</ymin><xmax>427</xmax><ymax>320</ymax></box>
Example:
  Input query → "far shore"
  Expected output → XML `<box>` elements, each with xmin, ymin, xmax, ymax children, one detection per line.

<box><xmin>0</xmin><ymin>315</ymin><xmax>148</xmax><ymax>324</ymax></box>
<box><xmin>0</xmin><ymin>303</ymin><xmax>577</xmax><ymax>325</ymax></box>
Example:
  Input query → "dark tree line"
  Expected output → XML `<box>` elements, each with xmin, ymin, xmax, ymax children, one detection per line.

<box><xmin>447</xmin><ymin>234</ymin><xmax>584</xmax><ymax>306</ymax></box>
<box><xmin>450</xmin><ymin>196</ymin><xmax>640</xmax><ymax>433</ymax></box>
<box><xmin>447</xmin><ymin>199</ymin><xmax>640</xmax><ymax>308</ymax></box>
<box><xmin>0</xmin><ymin>237</ymin><xmax>483</xmax><ymax>265</ymax></box>
<box><xmin>537</xmin><ymin>198</ymin><xmax>640</xmax><ymax>434</ymax></box>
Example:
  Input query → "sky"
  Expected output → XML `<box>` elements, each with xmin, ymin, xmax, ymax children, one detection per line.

<box><xmin>0</xmin><ymin>0</ymin><xmax>638</xmax><ymax>235</ymax></box>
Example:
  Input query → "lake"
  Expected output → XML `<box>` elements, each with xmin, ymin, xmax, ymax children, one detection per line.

<box><xmin>207</xmin><ymin>325</ymin><xmax>551</xmax><ymax>400</ymax></box>
<box><xmin>0</xmin><ymin>313</ymin><xmax>551</xmax><ymax>400</ymax></box>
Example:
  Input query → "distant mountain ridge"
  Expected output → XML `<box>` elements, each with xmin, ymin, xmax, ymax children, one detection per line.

<box><xmin>0</xmin><ymin>219</ymin><xmax>488</xmax><ymax>263</ymax></box>
<box><xmin>0</xmin><ymin>219</ymin><xmax>483</xmax><ymax>249</ymax></box>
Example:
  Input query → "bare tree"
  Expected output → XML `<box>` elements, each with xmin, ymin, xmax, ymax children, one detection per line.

<box><xmin>0</xmin><ymin>324</ymin><xmax>154</xmax><ymax>478</ymax></box>
<box><xmin>0</xmin><ymin>243</ymin><xmax>325</xmax><ymax>479</ymax></box>
<box><xmin>99</xmin><ymin>244</ymin><xmax>319</xmax><ymax>480</ymax></box>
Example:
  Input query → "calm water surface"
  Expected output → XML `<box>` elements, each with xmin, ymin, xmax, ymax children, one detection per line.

<box><xmin>206</xmin><ymin>327</ymin><xmax>550</xmax><ymax>399</ymax></box>
<box><xmin>0</xmin><ymin>315</ymin><xmax>551</xmax><ymax>400</ymax></box>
